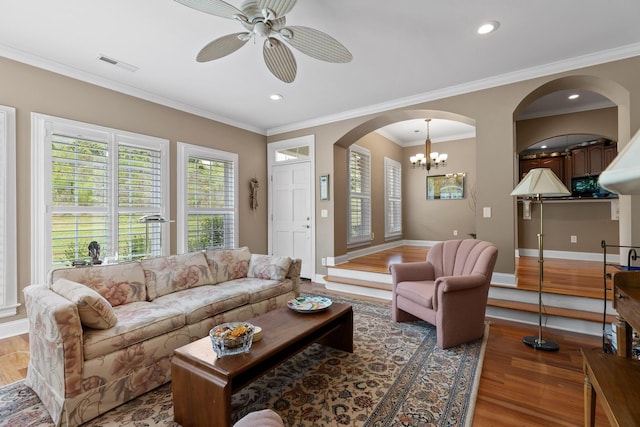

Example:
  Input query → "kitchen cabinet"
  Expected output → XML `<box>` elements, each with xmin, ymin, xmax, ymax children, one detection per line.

<box><xmin>571</xmin><ymin>144</ymin><xmax>616</xmax><ymax>177</ymax></box>
<box><xmin>519</xmin><ymin>156</ymin><xmax>564</xmax><ymax>181</ymax></box>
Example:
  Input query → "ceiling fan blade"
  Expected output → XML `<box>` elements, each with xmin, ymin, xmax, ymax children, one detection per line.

<box><xmin>197</xmin><ymin>33</ymin><xmax>250</xmax><ymax>62</ymax></box>
<box><xmin>281</xmin><ymin>26</ymin><xmax>352</xmax><ymax>63</ymax></box>
<box><xmin>257</xmin><ymin>0</ymin><xmax>297</xmax><ymax>18</ymax></box>
<box><xmin>263</xmin><ymin>38</ymin><xmax>297</xmax><ymax>83</ymax></box>
<box><xmin>175</xmin><ymin>0</ymin><xmax>243</xmax><ymax>19</ymax></box>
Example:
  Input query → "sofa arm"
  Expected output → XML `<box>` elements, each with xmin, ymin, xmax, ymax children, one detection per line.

<box><xmin>24</xmin><ymin>284</ymin><xmax>85</xmax><ymax>398</ymax></box>
<box><xmin>287</xmin><ymin>258</ymin><xmax>302</xmax><ymax>296</ymax></box>
<box><xmin>389</xmin><ymin>262</ymin><xmax>435</xmax><ymax>286</ymax></box>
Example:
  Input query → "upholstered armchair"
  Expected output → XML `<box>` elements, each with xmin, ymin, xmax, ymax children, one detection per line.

<box><xmin>389</xmin><ymin>239</ymin><xmax>498</xmax><ymax>349</ymax></box>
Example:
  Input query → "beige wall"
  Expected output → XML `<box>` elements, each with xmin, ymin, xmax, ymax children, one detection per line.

<box><xmin>403</xmin><ymin>138</ymin><xmax>477</xmax><ymax>241</ymax></box>
<box><xmin>1</xmin><ymin>56</ymin><xmax>269</xmax><ymax>324</ymax></box>
<box><xmin>268</xmin><ymin>56</ymin><xmax>640</xmax><ymax>278</ymax></box>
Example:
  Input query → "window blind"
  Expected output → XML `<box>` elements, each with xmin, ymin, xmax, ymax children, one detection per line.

<box><xmin>385</xmin><ymin>157</ymin><xmax>402</xmax><ymax>238</ymax></box>
<box><xmin>186</xmin><ymin>155</ymin><xmax>236</xmax><ymax>250</ymax></box>
<box><xmin>348</xmin><ymin>146</ymin><xmax>371</xmax><ymax>245</ymax></box>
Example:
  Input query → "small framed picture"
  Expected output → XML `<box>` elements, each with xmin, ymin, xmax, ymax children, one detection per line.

<box><xmin>320</xmin><ymin>175</ymin><xmax>330</xmax><ymax>201</ymax></box>
<box><xmin>427</xmin><ymin>173</ymin><xmax>465</xmax><ymax>200</ymax></box>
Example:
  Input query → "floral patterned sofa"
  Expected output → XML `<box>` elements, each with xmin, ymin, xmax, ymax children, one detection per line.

<box><xmin>23</xmin><ymin>247</ymin><xmax>301</xmax><ymax>427</ymax></box>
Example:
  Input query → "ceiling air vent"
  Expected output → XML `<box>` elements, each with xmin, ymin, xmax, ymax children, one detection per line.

<box><xmin>97</xmin><ymin>54</ymin><xmax>139</xmax><ymax>72</ymax></box>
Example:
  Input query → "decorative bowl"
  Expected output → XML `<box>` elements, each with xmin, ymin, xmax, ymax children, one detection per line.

<box><xmin>209</xmin><ymin>322</ymin><xmax>255</xmax><ymax>357</ymax></box>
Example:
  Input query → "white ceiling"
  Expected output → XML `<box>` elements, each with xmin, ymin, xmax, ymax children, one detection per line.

<box><xmin>1</xmin><ymin>0</ymin><xmax>639</xmax><ymax>140</ymax></box>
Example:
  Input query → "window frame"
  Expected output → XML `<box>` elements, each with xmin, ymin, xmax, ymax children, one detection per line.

<box><xmin>384</xmin><ymin>157</ymin><xmax>402</xmax><ymax>239</ymax></box>
<box><xmin>347</xmin><ymin>144</ymin><xmax>371</xmax><ymax>247</ymax></box>
<box><xmin>31</xmin><ymin>113</ymin><xmax>170</xmax><ymax>283</ymax></box>
<box><xmin>0</xmin><ymin>105</ymin><xmax>17</xmax><ymax>318</ymax></box>
<box><xmin>176</xmin><ymin>142</ymin><xmax>239</xmax><ymax>254</ymax></box>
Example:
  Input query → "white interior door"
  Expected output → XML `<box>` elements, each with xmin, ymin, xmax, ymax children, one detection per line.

<box><xmin>271</xmin><ymin>161</ymin><xmax>313</xmax><ymax>279</ymax></box>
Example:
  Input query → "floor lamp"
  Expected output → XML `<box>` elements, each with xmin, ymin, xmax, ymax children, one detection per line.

<box><xmin>511</xmin><ymin>168</ymin><xmax>570</xmax><ymax>351</ymax></box>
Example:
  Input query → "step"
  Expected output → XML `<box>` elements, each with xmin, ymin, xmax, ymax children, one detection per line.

<box><xmin>323</xmin><ymin>275</ymin><xmax>391</xmax><ymax>291</ymax></box>
<box><xmin>487</xmin><ymin>298</ymin><xmax>616</xmax><ymax>324</ymax></box>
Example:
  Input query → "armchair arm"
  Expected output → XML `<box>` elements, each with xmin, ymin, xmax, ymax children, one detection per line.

<box><xmin>433</xmin><ymin>274</ymin><xmax>488</xmax><ymax>310</ymax></box>
<box><xmin>24</xmin><ymin>284</ymin><xmax>84</xmax><ymax>398</ymax></box>
<box><xmin>389</xmin><ymin>262</ymin><xmax>435</xmax><ymax>286</ymax></box>
<box><xmin>286</xmin><ymin>258</ymin><xmax>302</xmax><ymax>296</ymax></box>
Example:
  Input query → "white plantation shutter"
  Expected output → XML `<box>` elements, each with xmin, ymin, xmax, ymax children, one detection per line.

<box><xmin>50</xmin><ymin>134</ymin><xmax>110</xmax><ymax>265</ymax></box>
<box><xmin>177</xmin><ymin>143</ymin><xmax>238</xmax><ymax>252</ymax></box>
<box><xmin>348</xmin><ymin>145</ymin><xmax>371</xmax><ymax>245</ymax></box>
<box><xmin>384</xmin><ymin>157</ymin><xmax>402</xmax><ymax>238</ymax></box>
<box><xmin>32</xmin><ymin>114</ymin><xmax>169</xmax><ymax>281</ymax></box>
<box><xmin>117</xmin><ymin>143</ymin><xmax>163</xmax><ymax>259</ymax></box>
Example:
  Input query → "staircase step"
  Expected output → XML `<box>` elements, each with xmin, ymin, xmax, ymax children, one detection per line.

<box><xmin>323</xmin><ymin>275</ymin><xmax>392</xmax><ymax>291</ymax></box>
<box><xmin>487</xmin><ymin>298</ymin><xmax>615</xmax><ymax>324</ymax></box>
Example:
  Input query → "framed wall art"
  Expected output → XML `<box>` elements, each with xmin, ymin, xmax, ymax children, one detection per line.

<box><xmin>320</xmin><ymin>174</ymin><xmax>330</xmax><ymax>200</ymax></box>
<box><xmin>427</xmin><ymin>173</ymin><xmax>465</xmax><ymax>200</ymax></box>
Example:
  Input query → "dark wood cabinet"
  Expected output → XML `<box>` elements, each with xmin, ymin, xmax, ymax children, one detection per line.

<box><xmin>571</xmin><ymin>144</ymin><xmax>616</xmax><ymax>178</ymax></box>
<box><xmin>518</xmin><ymin>156</ymin><xmax>563</xmax><ymax>181</ymax></box>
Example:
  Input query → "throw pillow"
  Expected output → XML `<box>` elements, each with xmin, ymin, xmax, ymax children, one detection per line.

<box><xmin>51</xmin><ymin>278</ymin><xmax>118</xmax><ymax>329</ymax></box>
<box><xmin>248</xmin><ymin>254</ymin><xmax>292</xmax><ymax>281</ymax></box>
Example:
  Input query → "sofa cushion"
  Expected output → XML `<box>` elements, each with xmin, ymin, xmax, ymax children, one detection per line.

<box><xmin>204</xmin><ymin>247</ymin><xmax>251</xmax><ymax>283</ymax></box>
<box><xmin>83</xmin><ymin>301</ymin><xmax>185</xmax><ymax>360</ymax></box>
<box><xmin>142</xmin><ymin>252</ymin><xmax>214</xmax><ymax>300</ymax></box>
<box><xmin>48</xmin><ymin>261</ymin><xmax>147</xmax><ymax>307</ymax></box>
<box><xmin>395</xmin><ymin>281</ymin><xmax>435</xmax><ymax>309</ymax></box>
<box><xmin>225</xmin><ymin>277</ymin><xmax>295</xmax><ymax>304</ymax></box>
<box><xmin>153</xmin><ymin>284</ymin><xmax>250</xmax><ymax>325</ymax></box>
<box><xmin>51</xmin><ymin>278</ymin><xmax>118</xmax><ymax>329</ymax></box>
<box><xmin>248</xmin><ymin>254</ymin><xmax>292</xmax><ymax>281</ymax></box>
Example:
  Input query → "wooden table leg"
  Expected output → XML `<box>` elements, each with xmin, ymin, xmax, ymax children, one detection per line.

<box><xmin>317</xmin><ymin>309</ymin><xmax>354</xmax><ymax>353</ymax></box>
<box><xmin>172</xmin><ymin>356</ymin><xmax>233</xmax><ymax>427</ymax></box>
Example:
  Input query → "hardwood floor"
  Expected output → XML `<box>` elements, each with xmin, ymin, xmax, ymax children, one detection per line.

<box><xmin>0</xmin><ymin>247</ymin><xmax>615</xmax><ymax>426</ymax></box>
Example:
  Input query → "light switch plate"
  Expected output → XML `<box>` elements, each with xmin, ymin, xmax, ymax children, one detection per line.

<box><xmin>483</xmin><ymin>207</ymin><xmax>492</xmax><ymax>218</ymax></box>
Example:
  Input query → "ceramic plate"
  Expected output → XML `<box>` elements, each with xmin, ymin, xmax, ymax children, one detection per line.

<box><xmin>287</xmin><ymin>296</ymin><xmax>332</xmax><ymax>313</ymax></box>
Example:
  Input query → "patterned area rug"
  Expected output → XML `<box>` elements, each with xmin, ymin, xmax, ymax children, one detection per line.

<box><xmin>0</xmin><ymin>294</ymin><xmax>488</xmax><ymax>427</ymax></box>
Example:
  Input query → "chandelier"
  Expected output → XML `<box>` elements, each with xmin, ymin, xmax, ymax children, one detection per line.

<box><xmin>409</xmin><ymin>119</ymin><xmax>448</xmax><ymax>172</ymax></box>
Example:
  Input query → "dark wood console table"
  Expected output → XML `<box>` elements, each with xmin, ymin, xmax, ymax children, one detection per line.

<box><xmin>581</xmin><ymin>271</ymin><xmax>640</xmax><ymax>426</ymax></box>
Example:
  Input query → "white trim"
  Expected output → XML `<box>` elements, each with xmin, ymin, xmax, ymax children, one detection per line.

<box><xmin>266</xmin><ymin>43</ymin><xmax>640</xmax><ymax>136</ymax></box>
<box><xmin>176</xmin><ymin>142</ymin><xmax>239</xmax><ymax>254</ymax></box>
<box><xmin>267</xmin><ymin>135</ymin><xmax>316</xmax><ymax>280</ymax></box>
<box><xmin>0</xmin><ymin>106</ymin><xmax>17</xmax><ymax>317</ymax></box>
<box><xmin>517</xmin><ymin>248</ymin><xmax>619</xmax><ymax>263</ymax></box>
<box><xmin>0</xmin><ymin>318</ymin><xmax>29</xmax><ymax>340</ymax></box>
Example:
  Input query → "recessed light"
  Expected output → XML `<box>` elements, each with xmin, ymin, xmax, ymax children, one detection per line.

<box><xmin>541</xmin><ymin>145</ymin><xmax>548</xmax><ymax>149</ymax></box>
<box><xmin>478</xmin><ymin>21</ymin><xmax>500</xmax><ymax>35</ymax></box>
<box><xmin>270</xmin><ymin>93</ymin><xmax>283</xmax><ymax>101</ymax></box>
<box><xmin>568</xmin><ymin>94</ymin><xmax>580</xmax><ymax>100</ymax></box>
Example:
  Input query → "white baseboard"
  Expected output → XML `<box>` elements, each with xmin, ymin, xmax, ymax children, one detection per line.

<box><xmin>518</xmin><ymin>248</ymin><xmax>619</xmax><ymax>263</ymax></box>
<box><xmin>0</xmin><ymin>318</ymin><xmax>28</xmax><ymax>340</ymax></box>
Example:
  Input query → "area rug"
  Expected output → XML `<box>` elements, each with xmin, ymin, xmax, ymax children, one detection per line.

<box><xmin>0</xmin><ymin>293</ymin><xmax>488</xmax><ymax>427</ymax></box>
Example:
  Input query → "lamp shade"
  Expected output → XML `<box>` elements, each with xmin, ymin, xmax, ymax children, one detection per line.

<box><xmin>599</xmin><ymin>128</ymin><xmax>640</xmax><ymax>195</ymax></box>
<box><xmin>511</xmin><ymin>168</ymin><xmax>570</xmax><ymax>197</ymax></box>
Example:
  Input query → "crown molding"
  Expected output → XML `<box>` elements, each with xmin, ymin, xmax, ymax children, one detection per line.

<box><xmin>0</xmin><ymin>44</ymin><xmax>265</xmax><ymax>136</ymax></box>
<box><xmin>266</xmin><ymin>43</ymin><xmax>640</xmax><ymax>136</ymax></box>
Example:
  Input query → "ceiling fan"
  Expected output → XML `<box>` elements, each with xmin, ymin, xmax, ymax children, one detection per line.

<box><xmin>175</xmin><ymin>0</ymin><xmax>353</xmax><ymax>83</ymax></box>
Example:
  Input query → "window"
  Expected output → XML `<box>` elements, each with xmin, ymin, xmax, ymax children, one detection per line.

<box><xmin>384</xmin><ymin>157</ymin><xmax>402</xmax><ymax>239</ymax></box>
<box><xmin>348</xmin><ymin>145</ymin><xmax>371</xmax><ymax>246</ymax></box>
<box><xmin>177</xmin><ymin>143</ymin><xmax>238</xmax><ymax>253</ymax></box>
<box><xmin>32</xmin><ymin>114</ymin><xmax>169</xmax><ymax>282</ymax></box>
<box><xmin>0</xmin><ymin>106</ymin><xmax>17</xmax><ymax>318</ymax></box>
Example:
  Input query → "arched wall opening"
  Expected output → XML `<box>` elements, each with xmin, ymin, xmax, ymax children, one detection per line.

<box><xmin>331</xmin><ymin>109</ymin><xmax>477</xmax><ymax>257</ymax></box>
<box><xmin>513</xmin><ymin>75</ymin><xmax>629</xmax><ymax>258</ymax></box>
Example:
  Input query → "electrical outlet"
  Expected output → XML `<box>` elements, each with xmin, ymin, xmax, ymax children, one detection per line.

<box><xmin>321</xmin><ymin>257</ymin><xmax>326</xmax><ymax>266</ymax></box>
<box><xmin>453</xmin><ymin>230</ymin><xmax>458</xmax><ymax>236</ymax></box>
<box><xmin>571</xmin><ymin>235</ymin><xmax>577</xmax><ymax>243</ymax></box>
<box><xmin>371</xmin><ymin>232</ymin><xmax>375</xmax><ymax>239</ymax></box>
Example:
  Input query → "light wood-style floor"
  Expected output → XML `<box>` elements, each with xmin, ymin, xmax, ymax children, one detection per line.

<box><xmin>0</xmin><ymin>246</ymin><xmax>614</xmax><ymax>426</ymax></box>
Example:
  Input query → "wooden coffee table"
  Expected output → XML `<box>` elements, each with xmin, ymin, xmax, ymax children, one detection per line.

<box><xmin>171</xmin><ymin>302</ymin><xmax>353</xmax><ymax>427</ymax></box>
